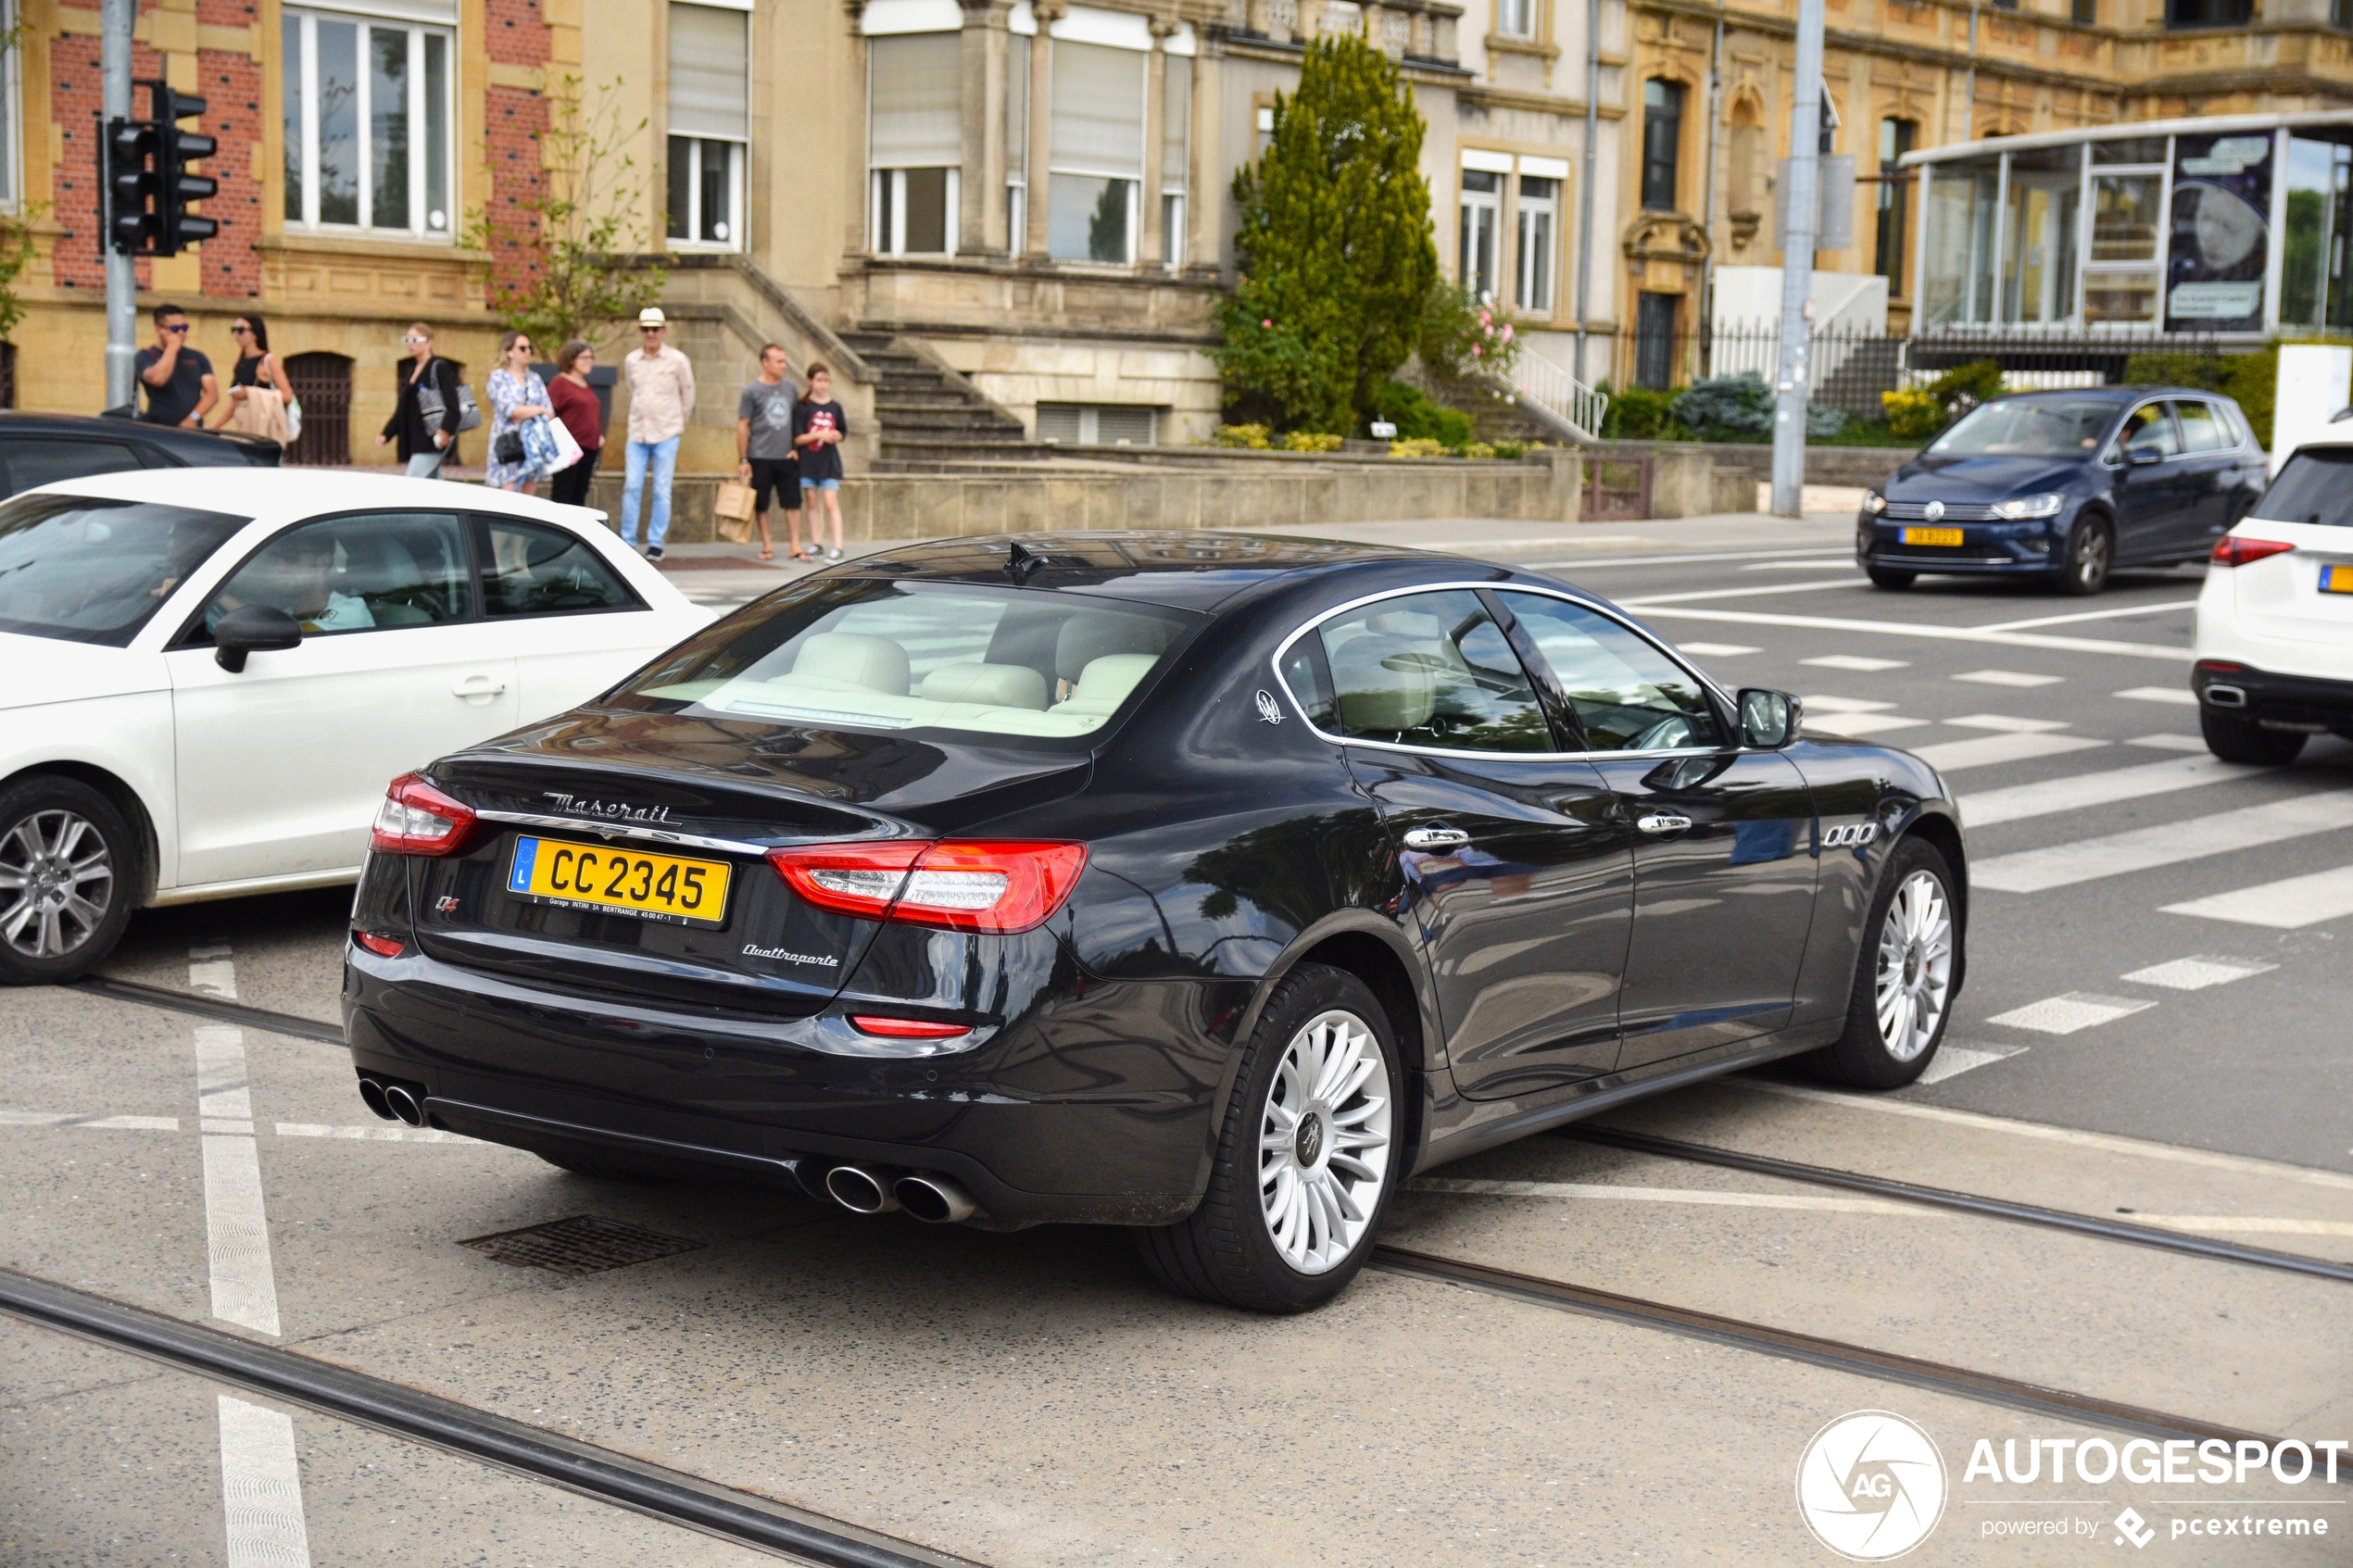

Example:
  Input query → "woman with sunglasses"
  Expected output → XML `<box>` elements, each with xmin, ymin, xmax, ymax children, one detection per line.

<box><xmin>209</xmin><ymin>314</ymin><xmax>296</xmax><ymax>446</ymax></box>
<box><xmin>486</xmin><ymin>331</ymin><xmax>553</xmax><ymax>495</ymax></box>
<box><xmin>376</xmin><ymin>323</ymin><xmax>462</xmax><ymax>478</ymax></box>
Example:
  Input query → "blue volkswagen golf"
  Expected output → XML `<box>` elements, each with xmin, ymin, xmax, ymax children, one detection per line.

<box><xmin>1856</xmin><ymin>387</ymin><xmax>2267</xmax><ymax>596</ymax></box>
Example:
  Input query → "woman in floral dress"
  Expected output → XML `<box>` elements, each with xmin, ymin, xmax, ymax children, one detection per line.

<box><xmin>485</xmin><ymin>332</ymin><xmax>553</xmax><ymax>495</ymax></box>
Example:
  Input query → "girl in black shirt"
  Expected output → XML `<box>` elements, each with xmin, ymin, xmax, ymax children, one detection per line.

<box><xmin>793</xmin><ymin>363</ymin><xmax>849</xmax><ymax>561</ymax></box>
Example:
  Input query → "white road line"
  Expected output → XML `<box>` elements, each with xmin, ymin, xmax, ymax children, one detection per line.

<box><xmin>1808</xmin><ymin>713</ymin><xmax>1932</xmax><ymax>737</ymax></box>
<box><xmin>1525</xmin><ymin>546</ymin><xmax>1856</xmax><ymax>571</ymax></box>
<box><xmin>1945</xmin><ymin>713</ymin><xmax>2072</xmax><ymax>734</ymax></box>
<box><xmin>2129</xmin><ymin>733</ymin><xmax>2207</xmax><ymax>751</ymax></box>
<box><xmin>1957</xmin><ymin>753</ymin><xmax>2252</xmax><ymax>828</ymax></box>
<box><xmin>1800</xmin><ymin>695</ymin><xmax>1897</xmax><ymax>713</ymax></box>
<box><xmin>2131</xmin><ymin>1214</ymin><xmax>2353</xmax><ymax>1237</ymax></box>
<box><xmin>202</xmin><ymin>1133</ymin><xmax>281</xmax><ymax>1336</ymax></box>
<box><xmin>273</xmin><ymin>1123</ymin><xmax>477</xmax><ymax>1144</ymax></box>
<box><xmin>1986</xmin><ymin>992</ymin><xmax>2158</xmax><ymax>1035</ymax></box>
<box><xmin>1745</xmin><ymin>561</ymin><xmax>1862</xmax><ymax>572</ymax></box>
<box><xmin>2122</xmin><ymin>955</ymin><xmax>2279</xmax><ymax>990</ymax></box>
<box><xmin>1803</xmin><ymin>654</ymin><xmax>1910</xmax><ymax>671</ymax></box>
<box><xmin>2116</xmin><ymin>685</ymin><xmax>2198</xmax><ymax>706</ymax></box>
<box><xmin>196</xmin><ymin>1024</ymin><xmax>251</xmax><ymax>1123</ymax></box>
<box><xmin>1908</xmin><ymin>733</ymin><xmax>2109</xmax><ymax>772</ymax></box>
<box><xmin>1915</xmin><ymin>1045</ymin><xmax>2023</xmax><ymax>1085</ymax></box>
<box><xmin>1732</xmin><ymin>1079</ymin><xmax>2353</xmax><ymax>1190</ymax></box>
<box><xmin>1407</xmin><ymin>1177</ymin><xmax>1913</xmax><ymax>1214</ymax></box>
<box><xmin>2163</xmin><ymin>864</ymin><xmax>2353</xmax><ymax>929</ymax></box>
<box><xmin>1974</xmin><ymin>792</ymin><xmax>2353</xmax><ymax>893</ymax></box>
<box><xmin>0</xmin><ymin>1110</ymin><xmax>182</xmax><ymax>1130</ymax></box>
<box><xmin>1619</xmin><ymin>579</ymin><xmax>1862</xmax><ymax>606</ymax></box>
<box><xmin>216</xmin><ymin>1396</ymin><xmax>312</xmax><ymax>1567</ymax></box>
<box><xmin>1955</xmin><ymin>670</ymin><xmax>2066</xmax><ymax>687</ymax></box>
<box><xmin>1973</xmin><ymin>600</ymin><xmax>2201</xmax><ymax>633</ymax></box>
<box><xmin>1628</xmin><ymin>605</ymin><xmax>2193</xmax><ymax>661</ymax></box>
<box><xmin>1677</xmin><ymin>642</ymin><xmax>1762</xmax><ymax>657</ymax></box>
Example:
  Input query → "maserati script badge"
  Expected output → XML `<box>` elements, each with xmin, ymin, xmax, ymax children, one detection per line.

<box><xmin>1255</xmin><ymin>690</ymin><xmax>1284</xmax><ymax>725</ymax></box>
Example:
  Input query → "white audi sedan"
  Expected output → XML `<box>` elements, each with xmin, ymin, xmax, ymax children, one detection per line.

<box><xmin>0</xmin><ymin>470</ymin><xmax>713</xmax><ymax>982</ymax></box>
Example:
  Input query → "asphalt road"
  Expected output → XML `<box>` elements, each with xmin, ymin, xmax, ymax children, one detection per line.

<box><xmin>5</xmin><ymin>514</ymin><xmax>2348</xmax><ymax>1568</ymax></box>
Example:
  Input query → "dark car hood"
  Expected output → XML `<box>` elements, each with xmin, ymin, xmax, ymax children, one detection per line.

<box><xmin>1885</xmin><ymin>455</ymin><xmax>2086</xmax><ymax>501</ymax></box>
<box><xmin>438</xmin><ymin>709</ymin><xmax>1093</xmax><ymax>839</ymax></box>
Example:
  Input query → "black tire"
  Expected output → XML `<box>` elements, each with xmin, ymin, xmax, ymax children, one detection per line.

<box><xmin>1135</xmin><ymin>963</ymin><xmax>1403</xmax><ymax>1313</ymax></box>
<box><xmin>2056</xmin><ymin>516</ymin><xmax>2111</xmax><ymax>596</ymax></box>
<box><xmin>0</xmin><ymin>774</ymin><xmax>139</xmax><ymax>986</ymax></box>
<box><xmin>1866</xmin><ymin>565</ymin><xmax>1916</xmax><ymax>590</ymax></box>
<box><xmin>2201</xmin><ymin>707</ymin><xmax>2307</xmax><ymax>766</ymax></box>
<box><xmin>1806</xmin><ymin>837</ymin><xmax>1959</xmax><ymax>1090</ymax></box>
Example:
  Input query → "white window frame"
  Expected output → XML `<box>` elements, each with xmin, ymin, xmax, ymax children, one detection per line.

<box><xmin>868</xmin><ymin>167</ymin><xmax>962</xmax><ymax>256</ymax></box>
<box><xmin>1515</xmin><ymin>181</ymin><xmax>1558</xmax><ymax>314</ymax></box>
<box><xmin>283</xmin><ymin>7</ymin><xmax>457</xmax><ymax>239</ymax></box>
<box><xmin>1460</xmin><ymin>155</ymin><xmax>1507</xmax><ymax>300</ymax></box>
<box><xmin>669</xmin><ymin>135</ymin><xmax>747</xmax><ymax>251</ymax></box>
<box><xmin>0</xmin><ymin>0</ymin><xmax>20</xmax><ymax>214</ymax></box>
<box><xmin>1496</xmin><ymin>0</ymin><xmax>1537</xmax><ymax>39</ymax></box>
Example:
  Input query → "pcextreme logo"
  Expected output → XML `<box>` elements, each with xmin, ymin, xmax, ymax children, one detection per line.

<box><xmin>1796</xmin><ymin>1411</ymin><xmax>1950</xmax><ymax>1561</ymax></box>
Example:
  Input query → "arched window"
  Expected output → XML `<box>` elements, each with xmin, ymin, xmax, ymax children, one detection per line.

<box><xmin>284</xmin><ymin>351</ymin><xmax>353</xmax><ymax>466</ymax></box>
<box><xmin>1642</xmin><ymin>80</ymin><xmax>1685</xmax><ymax>213</ymax></box>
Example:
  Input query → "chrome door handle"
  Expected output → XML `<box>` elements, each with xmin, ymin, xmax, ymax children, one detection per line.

<box><xmin>1637</xmin><ymin>812</ymin><xmax>1693</xmax><ymax>835</ymax></box>
<box><xmin>452</xmin><ymin>675</ymin><xmax>508</xmax><ymax>700</ymax></box>
<box><xmin>1402</xmin><ymin>826</ymin><xmax>1470</xmax><ymax>850</ymax></box>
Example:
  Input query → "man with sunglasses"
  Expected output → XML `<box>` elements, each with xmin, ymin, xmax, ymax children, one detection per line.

<box><xmin>134</xmin><ymin>305</ymin><xmax>219</xmax><ymax>429</ymax></box>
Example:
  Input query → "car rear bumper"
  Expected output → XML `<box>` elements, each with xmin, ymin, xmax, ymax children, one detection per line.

<box><xmin>2194</xmin><ymin>660</ymin><xmax>2353</xmax><ymax>735</ymax></box>
<box><xmin>343</xmin><ymin>943</ymin><xmax>1252</xmax><ymax>1226</ymax></box>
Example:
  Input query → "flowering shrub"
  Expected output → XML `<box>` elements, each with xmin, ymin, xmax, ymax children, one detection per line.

<box><xmin>1282</xmin><ymin>431</ymin><xmax>1345</xmax><ymax>453</ymax></box>
<box><xmin>1388</xmin><ymin>437</ymin><xmax>1452</xmax><ymax>458</ymax></box>
<box><xmin>1216</xmin><ymin>423</ymin><xmax>1274</xmax><ymax>449</ymax></box>
<box><xmin>1420</xmin><ymin>285</ymin><xmax>1523</xmax><ymax>379</ymax></box>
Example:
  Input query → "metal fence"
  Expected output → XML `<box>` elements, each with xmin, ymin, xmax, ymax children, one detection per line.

<box><xmin>1603</xmin><ymin>321</ymin><xmax>2271</xmax><ymax>423</ymax></box>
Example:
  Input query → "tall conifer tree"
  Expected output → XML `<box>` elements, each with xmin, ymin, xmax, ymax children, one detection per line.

<box><xmin>1216</xmin><ymin>37</ymin><xmax>1439</xmax><ymax>433</ymax></box>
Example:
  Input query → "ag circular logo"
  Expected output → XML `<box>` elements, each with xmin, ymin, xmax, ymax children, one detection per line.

<box><xmin>1795</xmin><ymin>1411</ymin><xmax>1947</xmax><ymax>1561</ymax></box>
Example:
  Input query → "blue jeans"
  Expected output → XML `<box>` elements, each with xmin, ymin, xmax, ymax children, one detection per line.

<box><xmin>620</xmin><ymin>435</ymin><xmax>681</xmax><ymax>547</ymax></box>
<box><xmin>405</xmin><ymin>447</ymin><xmax>447</xmax><ymax>479</ymax></box>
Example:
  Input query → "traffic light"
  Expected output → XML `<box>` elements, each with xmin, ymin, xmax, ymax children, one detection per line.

<box><xmin>105</xmin><ymin>115</ymin><xmax>158</xmax><ymax>255</ymax></box>
<box><xmin>154</xmin><ymin>86</ymin><xmax>217</xmax><ymax>254</ymax></box>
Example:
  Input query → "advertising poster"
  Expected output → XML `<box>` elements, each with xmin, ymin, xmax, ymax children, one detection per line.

<box><xmin>2166</xmin><ymin>132</ymin><xmax>2273</xmax><ymax>331</ymax></box>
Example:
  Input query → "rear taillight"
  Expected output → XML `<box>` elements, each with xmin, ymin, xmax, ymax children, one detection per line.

<box><xmin>767</xmin><ymin>839</ymin><xmax>1088</xmax><ymax>934</ymax></box>
<box><xmin>2211</xmin><ymin>535</ymin><xmax>2296</xmax><ymax>568</ymax></box>
<box><xmin>849</xmin><ymin>1015</ymin><xmax>973</xmax><ymax>1040</ymax></box>
<box><xmin>353</xmin><ymin>932</ymin><xmax>406</xmax><ymax>959</ymax></box>
<box><xmin>369</xmin><ymin>772</ymin><xmax>476</xmax><ymax>856</ymax></box>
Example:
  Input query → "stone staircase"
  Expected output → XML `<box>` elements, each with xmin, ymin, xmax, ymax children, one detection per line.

<box><xmin>838</xmin><ymin>331</ymin><xmax>1052</xmax><ymax>470</ymax></box>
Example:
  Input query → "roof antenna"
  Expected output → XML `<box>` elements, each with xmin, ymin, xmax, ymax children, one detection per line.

<box><xmin>1005</xmin><ymin>541</ymin><xmax>1048</xmax><ymax>583</ymax></box>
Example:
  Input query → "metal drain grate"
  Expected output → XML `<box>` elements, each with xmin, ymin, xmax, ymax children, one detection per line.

<box><xmin>459</xmin><ymin>1215</ymin><xmax>705</xmax><ymax>1276</ymax></box>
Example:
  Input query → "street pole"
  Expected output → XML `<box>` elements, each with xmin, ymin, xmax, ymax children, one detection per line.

<box><xmin>102</xmin><ymin>0</ymin><xmax>136</xmax><ymax>414</ymax></box>
<box><xmin>1770</xmin><ymin>0</ymin><xmax>1825</xmax><ymax>519</ymax></box>
<box><xmin>1571</xmin><ymin>0</ymin><xmax>1599</xmax><ymax>386</ymax></box>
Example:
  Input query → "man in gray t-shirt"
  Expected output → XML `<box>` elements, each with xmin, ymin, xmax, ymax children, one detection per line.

<box><xmin>735</xmin><ymin>345</ymin><xmax>801</xmax><ymax>560</ymax></box>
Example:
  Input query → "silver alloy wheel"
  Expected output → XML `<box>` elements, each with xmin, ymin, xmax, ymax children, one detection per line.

<box><xmin>1874</xmin><ymin>869</ymin><xmax>1953</xmax><ymax>1062</ymax></box>
<box><xmin>0</xmin><ymin>809</ymin><xmax>116</xmax><ymax>960</ymax></box>
<box><xmin>1257</xmin><ymin>1008</ymin><xmax>1392</xmax><ymax>1274</ymax></box>
<box><xmin>2073</xmin><ymin>525</ymin><xmax>2108</xmax><ymax>588</ymax></box>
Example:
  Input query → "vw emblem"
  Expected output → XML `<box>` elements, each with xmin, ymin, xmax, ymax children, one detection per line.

<box><xmin>1254</xmin><ymin>689</ymin><xmax>1284</xmax><ymax>725</ymax></box>
<box><xmin>1922</xmin><ymin>500</ymin><xmax>1945</xmax><ymax>521</ymax></box>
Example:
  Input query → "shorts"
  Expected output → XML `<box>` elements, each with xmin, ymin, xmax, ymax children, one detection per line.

<box><xmin>799</xmin><ymin>476</ymin><xmax>841</xmax><ymax>492</ymax></box>
<box><xmin>747</xmin><ymin>457</ymin><xmax>800</xmax><ymax>510</ymax></box>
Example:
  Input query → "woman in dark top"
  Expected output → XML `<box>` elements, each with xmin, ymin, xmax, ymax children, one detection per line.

<box><xmin>374</xmin><ymin>320</ymin><xmax>462</xmax><ymax>477</ymax></box>
<box><xmin>211</xmin><ymin>314</ymin><xmax>296</xmax><ymax>445</ymax></box>
<box><xmin>547</xmin><ymin>340</ymin><xmax>606</xmax><ymax>508</ymax></box>
<box><xmin>792</xmin><ymin>362</ymin><xmax>849</xmax><ymax>562</ymax></box>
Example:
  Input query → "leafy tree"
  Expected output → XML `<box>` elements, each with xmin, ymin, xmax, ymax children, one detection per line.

<box><xmin>463</xmin><ymin>75</ymin><xmax>666</xmax><ymax>347</ymax></box>
<box><xmin>1215</xmin><ymin>36</ymin><xmax>1438</xmax><ymax>433</ymax></box>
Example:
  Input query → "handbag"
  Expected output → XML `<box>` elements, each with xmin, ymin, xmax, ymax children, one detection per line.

<box><xmin>413</xmin><ymin>367</ymin><xmax>483</xmax><ymax>434</ymax></box>
<box><xmin>493</xmin><ymin>430</ymin><xmax>526</xmax><ymax>465</ymax></box>
<box><xmin>545</xmin><ymin>413</ymin><xmax>585</xmax><ymax>471</ymax></box>
<box><xmin>713</xmin><ymin>480</ymin><xmax>757</xmax><ymax>544</ymax></box>
<box><xmin>264</xmin><ymin>356</ymin><xmax>301</xmax><ymax>444</ymax></box>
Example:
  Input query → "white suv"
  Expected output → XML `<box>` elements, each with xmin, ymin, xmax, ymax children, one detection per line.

<box><xmin>2192</xmin><ymin>434</ymin><xmax>2353</xmax><ymax>764</ymax></box>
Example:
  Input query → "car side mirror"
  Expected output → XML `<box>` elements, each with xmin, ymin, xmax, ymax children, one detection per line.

<box><xmin>1738</xmin><ymin>689</ymin><xmax>1801</xmax><ymax>749</ymax></box>
<box><xmin>213</xmin><ymin>604</ymin><xmax>303</xmax><ymax>672</ymax></box>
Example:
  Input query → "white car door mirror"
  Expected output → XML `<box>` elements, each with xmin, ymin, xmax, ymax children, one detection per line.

<box><xmin>214</xmin><ymin>604</ymin><xmax>304</xmax><ymax>672</ymax></box>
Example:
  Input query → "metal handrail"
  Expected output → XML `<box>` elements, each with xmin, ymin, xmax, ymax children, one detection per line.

<box><xmin>1513</xmin><ymin>347</ymin><xmax>1609</xmax><ymax>443</ymax></box>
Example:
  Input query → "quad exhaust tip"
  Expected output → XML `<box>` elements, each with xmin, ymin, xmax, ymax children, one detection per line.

<box><xmin>824</xmin><ymin>1165</ymin><xmax>900</xmax><ymax>1214</ymax></box>
<box><xmin>382</xmin><ymin>1084</ymin><xmax>427</xmax><ymax>1128</ymax></box>
<box><xmin>895</xmin><ymin>1174</ymin><xmax>976</xmax><ymax>1225</ymax></box>
<box><xmin>357</xmin><ymin>1076</ymin><xmax>394</xmax><ymax>1122</ymax></box>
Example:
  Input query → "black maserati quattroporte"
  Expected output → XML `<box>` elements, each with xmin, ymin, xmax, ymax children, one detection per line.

<box><xmin>346</xmin><ymin>533</ymin><xmax>1968</xmax><ymax>1311</ymax></box>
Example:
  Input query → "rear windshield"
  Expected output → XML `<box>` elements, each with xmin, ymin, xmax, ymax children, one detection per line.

<box><xmin>0</xmin><ymin>494</ymin><xmax>250</xmax><ymax>645</ymax></box>
<box><xmin>2254</xmin><ymin>448</ymin><xmax>2353</xmax><ymax>526</ymax></box>
<box><xmin>1929</xmin><ymin>398</ymin><xmax>2117</xmax><ymax>458</ymax></box>
<box><xmin>607</xmin><ymin>577</ymin><xmax>1200</xmax><ymax>748</ymax></box>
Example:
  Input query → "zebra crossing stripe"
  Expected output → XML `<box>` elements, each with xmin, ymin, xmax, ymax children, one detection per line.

<box><xmin>2162</xmin><ymin>864</ymin><xmax>2353</xmax><ymax>929</ymax></box>
<box><xmin>1975</xmin><ymin>792</ymin><xmax>2353</xmax><ymax>893</ymax></box>
<box><xmin>1907</xmin><ymin>732</ymin><xmax>2108</xmax><ymax>772</ymax></box>
<box><xmin>1957</xmin><ymin>752</ymin><xmax>2252</xmax><ymax>828</ymax></box>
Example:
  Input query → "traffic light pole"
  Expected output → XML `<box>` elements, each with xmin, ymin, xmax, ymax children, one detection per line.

<box><xmin>101</xmin><ymin>0</ymin><xmax>135</xmax><ymax>414</ymax></box>
<box><xmin>1771</xmin><ymin>0</ymin><xmax>1827</xmax><ymax>519</ymax></box>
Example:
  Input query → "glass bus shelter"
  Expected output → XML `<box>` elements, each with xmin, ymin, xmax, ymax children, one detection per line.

<box><xmin>1906</xmin><ymin>111</ymin><xmax>2353</xmax><ymax>340</ymax></box>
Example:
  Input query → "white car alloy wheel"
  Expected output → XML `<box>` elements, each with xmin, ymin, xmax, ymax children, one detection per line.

<box><xmin>1875</xmin><ymin>869</ymin><xmax>1953</xmax><ymax>1062</ymax></box>
<box><xmin>1257</xmin><ymin>1008</ymin><xmax>1392</xmax><ymax>1274</ymax></box>
<box><xmin>0</xmin><ymin>808</ymin><xmax>116</xmax><ymax>961</ymax></box>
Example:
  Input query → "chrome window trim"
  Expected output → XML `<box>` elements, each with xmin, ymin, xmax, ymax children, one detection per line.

<box><xmin>472</xmin><ymin>809</ymin><xmax>774</xmax><ymax>857</ymax></box>
<box><xmin>1267</xmin><ymin>579</ymin><xmax>1740</xmax><ymax>763</ymax></box>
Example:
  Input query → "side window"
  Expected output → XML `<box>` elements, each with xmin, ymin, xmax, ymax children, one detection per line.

<box><xmin>198</xmin><ymin>511</ymin><xmax>472</xmax><ymax>638</ymax></box>
<box><xmin>1315</xmin><ymin>589</ymin><xmax>1554</xmax><ymax>752</ymax></box>
<box><xmin>1499</xmin><ymin>592</ymin><xmax>1725</xmax><ymax>752</ymax></box>
<box><xmin>2113</xmin><ymin>403</ymin><xmax>2181</xmax><ymax>462</ymax></box>
<box><xmin>2171</xmin><ymin>399</ymin><xmax>2228</xmax><ymax>454</ymax></box>
<box><xmin>1277</xmin><ymin>636</ymin><xmax>1336</xmax><ymax>730</ymax></box>
<box><xmin>476</xmin><ymin>518</ymin><xmax>639</xmax><ymax>617</ymax></box>
<box><xmin>4</xmin><ymin>439</ymin><xmax>149</xmax><ymax>495</ymax></box>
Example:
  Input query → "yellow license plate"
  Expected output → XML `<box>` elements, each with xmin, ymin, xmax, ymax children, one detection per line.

<box><xmin>1902</xmin><ymin>526</ymin><xmax>1965</xmax><ymax>546</ymax></box>
<box><xmin>2321</xmin><ymin>564</ymin><xmax>2353</xmax><ymax>594</ymax></box>
<box><xmin>506</xmin><ymin>837</ymin><xmax>731</xmax><ymax>927</ymax></box>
